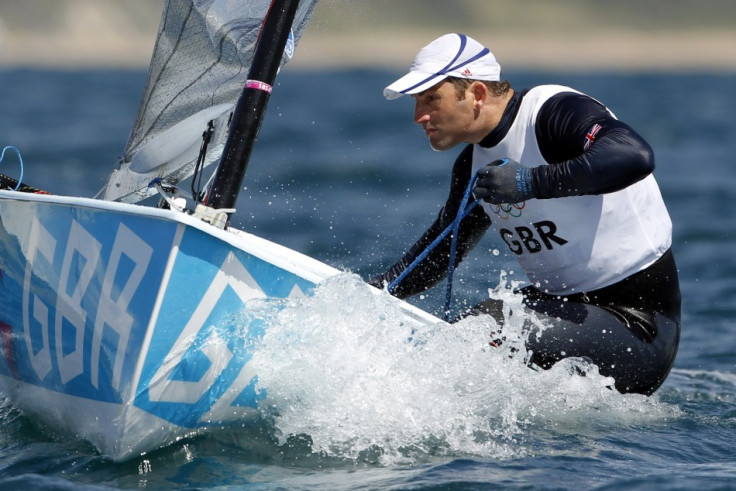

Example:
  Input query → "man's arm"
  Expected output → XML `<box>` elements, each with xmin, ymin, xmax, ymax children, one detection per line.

<box><xmin>532</xmin><ymin>92</ymin><xmax>655</xmax><ymax>198</ymax></box>
<box><xmin>369</xmin><ymin>145</ymin><xmax>491</xmax><ymax>299</ymax></box>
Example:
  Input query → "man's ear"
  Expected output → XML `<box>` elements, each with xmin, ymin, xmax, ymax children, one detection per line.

<box><xmin>470</xmin><ymin>81</ymin><xmax>488</xmax><ymax>107</ymax></box>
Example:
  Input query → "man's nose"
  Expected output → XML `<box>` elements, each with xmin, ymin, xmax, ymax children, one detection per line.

<box><xmin>414</xmin><ymin>105</ymin><xmax>429</xmax><ymax>125</ymax></box>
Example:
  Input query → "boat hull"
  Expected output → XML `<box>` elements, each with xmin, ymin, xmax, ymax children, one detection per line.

<box><xmin>0</xmin><ymin>191</ymin><xmax>440</xmax><ymax>460</ymax></box>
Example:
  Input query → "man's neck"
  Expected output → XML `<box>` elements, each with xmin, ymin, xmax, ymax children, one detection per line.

<box><xmin>486</xmin><ymin>89</ymin><xmax>515</xmax><ymax>132</ymax></box>
<box><xmin>468</xmin><ymin>89</ymin><xmax>514</xmax><ymax>144</ymax></box>
<box><xmin>477</xmin><ymin>88</ymin><xmax>524</xmax><ymax>148</ymax></box>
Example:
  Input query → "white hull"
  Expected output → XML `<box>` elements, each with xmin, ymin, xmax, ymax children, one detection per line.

<box><xmin>0</xmin><ymin>190</ymin><xmax>439</xmax><ymax>460</ymax></box>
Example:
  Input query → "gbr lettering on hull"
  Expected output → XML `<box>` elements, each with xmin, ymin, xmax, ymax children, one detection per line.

<box><xmin>22</xmin><ymin>217</ymin><xmax>152</xmax><ymax>391</ymax></box>
<box><xmin>16</xmin><ymin>212</ymin><xmax>311</xmax><ymax>426</ymax></box>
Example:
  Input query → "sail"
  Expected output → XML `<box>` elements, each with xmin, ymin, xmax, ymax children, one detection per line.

<box><xmin>101</xmin><ymin>0</ymin><xmax>317</xmax><ymax>203</ymax></box>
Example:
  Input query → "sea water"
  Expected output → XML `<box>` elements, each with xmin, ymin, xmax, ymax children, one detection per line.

<box><xmin>0</xmin><ymin>68</ymin><xmax>734</xmax><ymax>489</ymax></box>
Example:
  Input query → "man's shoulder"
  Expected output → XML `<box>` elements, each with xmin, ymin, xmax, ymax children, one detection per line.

<box><xmin>527</xmin><ymin>84</ymin><xmax>582</xmax><ymax>100</ymax></box>
<box><xmin>451</xmin><ymin>144</ymin><xmax>475</xmax><ymax>176</ymax></box>
<box><xmin>453</xmin><ymin>144</ymin><xmax>474</xmax><ymax>168</ymax></box>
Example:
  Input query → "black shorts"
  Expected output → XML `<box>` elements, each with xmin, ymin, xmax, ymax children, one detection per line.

<box><xmin>461</xmin><ymin>249</ymin><xmax>681</xmax><ymax>395</ymax></box>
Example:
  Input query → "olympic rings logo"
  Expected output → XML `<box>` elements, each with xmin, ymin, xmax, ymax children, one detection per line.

<box><xmin>490</xmin><ymin>201</ymin><xmax>526</xmax><ymax>219</ymax></box>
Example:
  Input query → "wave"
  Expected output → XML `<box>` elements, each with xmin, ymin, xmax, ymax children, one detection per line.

<box><xmin>247</xmin><ymin>273</ymin><xmax>679</xmax><ymax>465</ymax></box>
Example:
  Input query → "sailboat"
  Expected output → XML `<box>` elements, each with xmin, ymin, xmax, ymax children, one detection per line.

<box><xmin>0</xmin><ymin>0</ymin><xmax>440</xmax><ymax>461</ymax></box>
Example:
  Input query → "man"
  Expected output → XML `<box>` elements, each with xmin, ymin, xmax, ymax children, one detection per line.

<box><xmin>369</xmin><ymin>33</ymin><xmax>680</xmax><ymax>395</ymax></box>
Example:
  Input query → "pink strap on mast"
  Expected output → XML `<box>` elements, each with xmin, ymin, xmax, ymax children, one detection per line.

<box><xmin>244</xmin><ymin>79</ymin><xmax>273</xmax><ymax>93</ymax></box>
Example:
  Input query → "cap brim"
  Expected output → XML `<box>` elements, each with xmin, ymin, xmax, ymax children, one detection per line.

<box><xmin>383</xmin><ymin>71</ymin><xmax>449</xmax><ymax>100</ymax></box>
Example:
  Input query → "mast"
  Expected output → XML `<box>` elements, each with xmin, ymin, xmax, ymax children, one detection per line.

<box><xmin>206</xmin><ymin>0</ymin><xmax>300</xmax><ymax>212</ymax></box>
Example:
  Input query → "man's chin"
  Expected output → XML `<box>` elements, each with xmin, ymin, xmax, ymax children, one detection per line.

<box><xmin>429</xmin><ymin>139</ymin><xmax>456</xmax><ymax>152</ymax></box>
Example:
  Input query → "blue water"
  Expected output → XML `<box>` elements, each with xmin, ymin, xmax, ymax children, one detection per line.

<box><xmin>0</xmin><ymin>67</ymin><xmax>735</xmax><ymax>489</ymax></box>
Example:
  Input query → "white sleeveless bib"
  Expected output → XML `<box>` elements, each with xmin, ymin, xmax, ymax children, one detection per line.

<box><xmin>472</xmin><ymin>85</ymin><xmax>672</xmax><ymax>294</ymax></box>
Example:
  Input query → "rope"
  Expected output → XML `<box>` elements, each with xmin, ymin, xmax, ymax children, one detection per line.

<box><xmin>191</xmin><ymin>120</ymin><xmax>214</xmax><ymax>204</ymax></box>
<box><xmin>444</xmin><ymin>172</ymin><xmax>479</xmax><ymax>320</ymax></box>
<box><xmin>388</xmin><ymin>170</ymin><xmax>480</xmax><ymax>321</ymax></box>
<box><xmin>0</xmin><ymin>146</ymin><xmax>24</xmax><ymax>191</ymax></box>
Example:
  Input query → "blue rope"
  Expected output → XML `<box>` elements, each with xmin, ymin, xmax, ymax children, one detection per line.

<box><xmin>443</xmin><ymin>173</ymin><xmax>480</xmax><ymax>320</ymax></box>
<box><xmin>388</xmin><ymin>170</ymin><xmax>480</xmax><ymax>321</ymax></box>
<box><xmin>0</xmin><ymin>146</ymin><xmax>24</xmax><ymax>191</ymax></box>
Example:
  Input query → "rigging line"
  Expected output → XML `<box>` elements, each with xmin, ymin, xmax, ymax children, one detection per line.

<box><xmin>0</xmin><ymin>146</ymin><xmax>24</xmax><ymax>191</ymax></box>
<box><xmin>387</xmin><ymin>170</ymin><xmax>480</xmax><ymax>321</ymax></box>
<box><xmin>191</xmin><ymin>120</ymin><xmax>215</xmax><ymax>203</ymax></box>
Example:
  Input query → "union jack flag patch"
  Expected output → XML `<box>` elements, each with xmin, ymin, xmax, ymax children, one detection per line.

<box><xmin>584</xmin><ymin>123</ymin><xmax>602</xmax><ymax>150</ymax></box>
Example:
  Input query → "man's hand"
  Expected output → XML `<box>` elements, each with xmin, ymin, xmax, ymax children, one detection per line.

<box><xmin>473</xmin><ymin>158</ymin><xmax>534</xmax><ymax>205</ymax></box>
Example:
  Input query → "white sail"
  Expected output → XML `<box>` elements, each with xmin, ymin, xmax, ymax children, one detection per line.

<box><xmin>101</xmin><ymin>0</ymin><xmax>317</xmax><ymax>203</ymax></box>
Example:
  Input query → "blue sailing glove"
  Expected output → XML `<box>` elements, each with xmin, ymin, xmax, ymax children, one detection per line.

<box><xmin>473</xmin><ymin>158</ymin><xmax>534</xmax><ymax>204</ymax></box>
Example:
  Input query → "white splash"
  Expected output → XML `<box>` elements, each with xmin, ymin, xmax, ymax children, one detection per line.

<box><xmin>250</xmin><ymin>272</ymin><xmax>677</xmax><ymax>464</ymax></box>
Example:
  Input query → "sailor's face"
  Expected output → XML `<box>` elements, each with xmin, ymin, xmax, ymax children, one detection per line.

<box><xmin>412</xmin><ymin>81</ymin><xmax>476</xmax><ymax>151</ymax></box>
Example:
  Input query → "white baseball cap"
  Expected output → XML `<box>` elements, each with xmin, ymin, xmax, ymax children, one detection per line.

<box><xmin>384</xmin><ymin>33</ymin><xmax>501</xmax><ymax>100</ymax></box>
